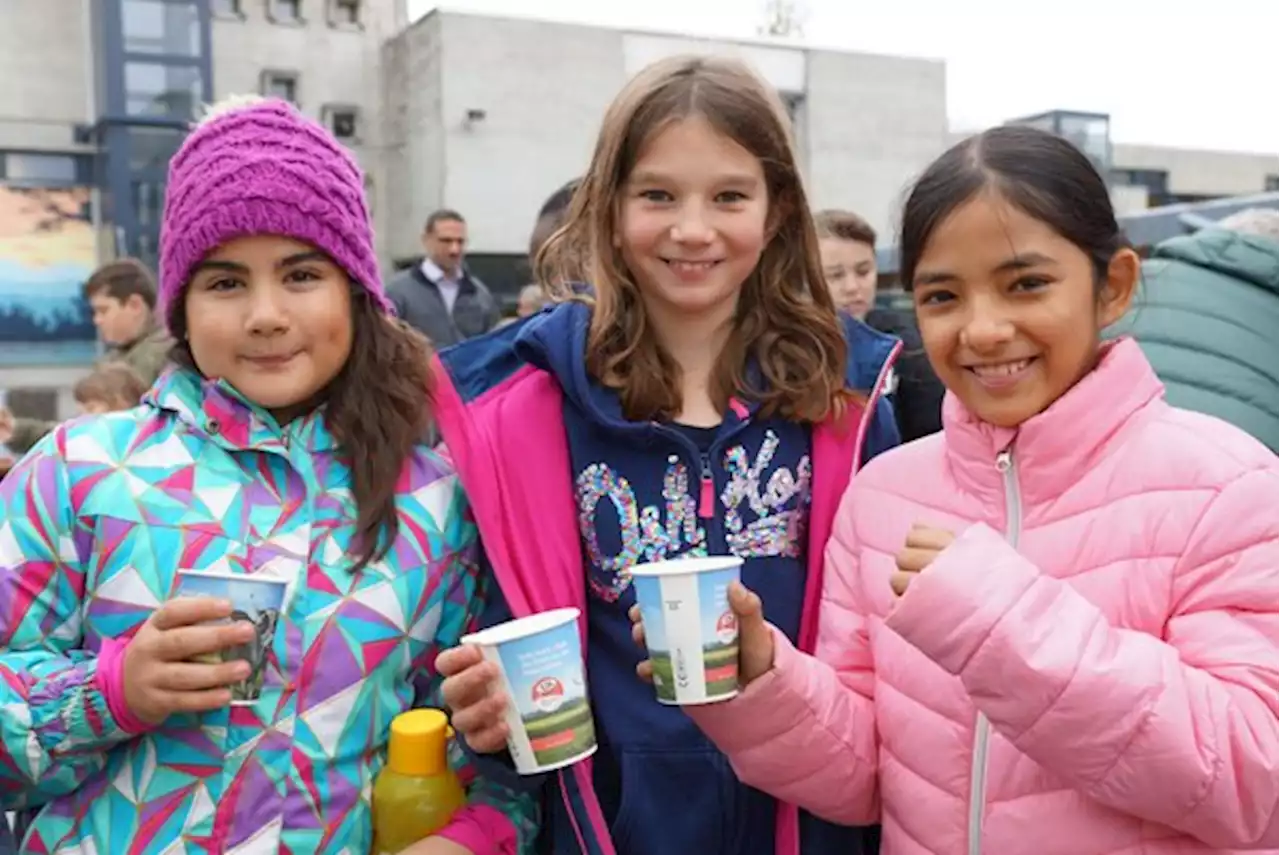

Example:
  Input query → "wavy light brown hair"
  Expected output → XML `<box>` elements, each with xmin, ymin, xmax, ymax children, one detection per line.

<box><xmin>535</xmin><ymin>55</ymin><xmax>855</xmax><ymax>423</ymax></box>
<box><xmin>169</xmin><ymin>290</ymin><xmax>433</xmax><ymax>573</ymax></box>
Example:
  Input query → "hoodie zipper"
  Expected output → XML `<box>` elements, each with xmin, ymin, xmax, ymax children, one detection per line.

<box><xmin>968</xmin><ymin>449</ymin><xmax>1022</xmax><ymax>855</ymax></box>
<box><xmin>698</xmin><ymin>452</ymin><xmax>714</xmax><ymax>519</ymax></box>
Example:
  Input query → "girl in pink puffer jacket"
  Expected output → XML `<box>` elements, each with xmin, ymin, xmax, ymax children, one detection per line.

<box><xmin>638</xmin><ymin>125</ymin><xmax>1279</xmax><ymax>854</ymax></box>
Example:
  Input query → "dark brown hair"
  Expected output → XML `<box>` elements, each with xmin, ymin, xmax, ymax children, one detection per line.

<box><xmin>529</xmin><ymin>179</ymin><xmax>582</xmax><ymax>262</ymax></box>
<box><xmin>814</xmin><ymin>209</ymin><xmax>877</xmax><ymax>248</ymax></box>
<box><xmin>169</xmin><ymin>290</ymin><xmax>433</xmax><ymax>573</ymax></box>
<box><xmin>536</xmin><ymin>55</ymin><xmax>855</xmax><ymax>424</ymax></box>
<box><xmin>425</xmin><ymin>209</ymin><xmax>465</xmax><ymax>234</ymax></box>
<box><xmin>73</xmin><ymin>362</ymin><xmax>148</xmax><ymax>410</ymax></box>
<box><xmin>83</xmin><ymin>258</ymin><xmax>158</xmax><ymax>308</ymax></box>
<box><xmin>900</xmin><ymin>125</ymin><xmax>1128</xmax><ymax>292</ymax></box>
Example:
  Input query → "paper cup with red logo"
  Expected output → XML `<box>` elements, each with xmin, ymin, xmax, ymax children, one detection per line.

<box><xmin>460</xmin><ymin>607</ymin><xmax>597</xmax><ymax>774</ymax></box>
<box><xmin>631</xmin><ymin>556</ymin><xmax>743</xmax><ymax>705</ymax></box>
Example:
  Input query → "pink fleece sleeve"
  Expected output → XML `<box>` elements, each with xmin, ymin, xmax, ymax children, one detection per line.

<box><xmin>93</xmin><ymin>636</ymin><xmax>155</xmax><ymax>735</ymax></box>
<box><xmin>434</xmin><ymin>804</ymin><xmax>516</xmax><ymax>855</ymax></box>
<box><xmin>887</xmin><ymin>469</ymin><xmax>1279</xmax><ymax>850</ymax></box>
<box><xmin>687</xmin><ymin>495</ymin><xmax>880</xmax><ymax>825</ymax></box>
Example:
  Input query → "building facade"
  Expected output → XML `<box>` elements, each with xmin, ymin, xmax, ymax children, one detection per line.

<box><xmin>0</xmin><ymin>3</ymin><xmax>1274</xmax><ymax>411</ymax></box>
<box><xmin>380</xmin><ymin>10</ymin><xmax>950</xmax><ymax>285</ymax></box>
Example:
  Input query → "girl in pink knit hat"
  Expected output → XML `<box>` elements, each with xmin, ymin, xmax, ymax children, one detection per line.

<box><xmin>0</xmin><ymin>97</ymin><xmax>533</xmax><ymax>855</ymax></box>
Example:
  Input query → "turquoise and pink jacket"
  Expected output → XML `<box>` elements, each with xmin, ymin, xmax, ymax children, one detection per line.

<box><xmin>0</xmin><ymin>367</ymin><xmax>536</xmax><ymax>854</ymax></box>
<box><xmin>688</xmin><ymin>339</ymin><xmax>1280</xmax><ymax>854</ymax></box>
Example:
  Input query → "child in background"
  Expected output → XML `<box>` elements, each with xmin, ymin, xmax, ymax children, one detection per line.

<box><xmin>433</xmin><ymin>56</ymin><xmax>900</xmax><ymax>855</ymax></box>
<box><xmin>658</xmin><ymin>125</ymin><xmax>1279</xmax><ymax>853</ymax></box>
<box><xmin>816</xmin><ymin>209</ymin><xmax>945</xmax><ymax>441</ymax></box>
<box><xmin>0</xmin><ymin>96</ymin><xmax>534</xmax><ymax>855</ymax></box>
<box><xmin>72</xmin><ymin>362</ymin><xmax>148</xmax><ymax>415</ymax></box>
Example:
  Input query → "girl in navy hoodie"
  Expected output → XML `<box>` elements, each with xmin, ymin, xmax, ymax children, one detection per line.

<box><xmin>430</xmin><ymin>55</ymin><xmax>901</xmax><ymax>855</ymax></box>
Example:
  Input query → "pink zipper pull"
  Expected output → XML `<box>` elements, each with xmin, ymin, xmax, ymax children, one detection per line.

<box><xmin>698</xmin><ymin>454</ymin><xmax>714</xmax><ymax>519</ymax></box>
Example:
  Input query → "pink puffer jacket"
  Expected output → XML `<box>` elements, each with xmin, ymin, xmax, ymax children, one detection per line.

<box><xmin>690</xmin><ymin>339</ymin><xmax>1279</xmax><ymax>854</ymax></box>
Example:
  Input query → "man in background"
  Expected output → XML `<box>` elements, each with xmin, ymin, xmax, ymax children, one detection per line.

<box><xmin>387</xmin><ymin>209</ymin><xmax>500</xmax><ymax>347</ymax></box>
<box><xmin>0</xmin><ymin>258</ymin><xmax>172</xmax><ymax>455</ymax></box>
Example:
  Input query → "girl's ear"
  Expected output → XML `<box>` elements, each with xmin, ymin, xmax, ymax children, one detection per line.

<box><xmin>1097</xmin><ymin>247</ymin><xmax>1140</xmax><ymax>328</ymax></box>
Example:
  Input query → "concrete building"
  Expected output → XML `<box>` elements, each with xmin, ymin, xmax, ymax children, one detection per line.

<box><xmin>0</xmin><ymin>3</ymin><xmax>1274</xmax><ymax>416</ymax></box>
<box><xmin>380</xmin><ymin>10</ymin><xmax>949</xmax><ymax>283</ymax></box>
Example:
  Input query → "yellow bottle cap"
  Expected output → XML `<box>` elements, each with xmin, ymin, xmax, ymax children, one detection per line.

<box><xmin>387</xmin><ymin>709</ymin><xmax>450</xmax><ymax>777</ymax></box>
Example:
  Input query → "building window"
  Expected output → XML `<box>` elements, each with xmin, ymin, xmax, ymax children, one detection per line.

<box><xmin>125</xmin><ymin>62</ymin><xmax>203</xmax><ymax>118</ymax></box>
<box><xmin>212</xmin><ymin>0</ymin><xmax>243</xmax><ymax>17</ymax></box>
<box><xmin>0</xmin><ymin>151</ymin><xmax>84</xmax><ymax>185</ymax></box>
<box><xmin>132</xmin><ymin>181</ymin><xmax>165</xmax><ymax>227</ymax></box>
<box><xmin>1112</xmin><ymin>168</ymin><xmax>1170</xmax><ymax>204</ymax></box>
<box><xmin>1266</xmin><ymin>175</ymin><xmax>1279</xmax><ymax>192</ymax></box>
<box><xmin>328</xmin><ymin>0</ymin><xmax>360</xmax><ymax>26</ymax></box>
<box><xmin>122</xmin><ymin>0</ymin><xmax>201</xmax><ymax>56</ymax></box>
<box><xmin>322</xmin><ymin>104</ymin><xmax>360</xmax><ymax>141</ymax></box>
<box><xmin>127</xmin><ymin>127</ymin><xmax>185</xmax><ymax>173</ymax></box>
<box><xmin>260</xmin><ymin>70</ymin><xmax>299</xmax><ymax>103</ymax></box>
<box><xmin>267</xmin><ymin>0</ymin><xmax>303</xmax><ymax>23</ymax></box>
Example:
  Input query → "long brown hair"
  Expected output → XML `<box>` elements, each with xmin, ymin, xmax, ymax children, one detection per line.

<box><xmin>169</xmin><ymin>291</ymin><xmax>433</xmax><ymax>573</ymax></box>
<box><xmin>536</xmin><ymin>55</ymin><xmax>855</xmax><ymax>423</ymax></box>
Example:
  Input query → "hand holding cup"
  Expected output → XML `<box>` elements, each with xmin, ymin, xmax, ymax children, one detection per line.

<box><xmin>436</xmin><ymin>645</ymin><xmax>512</xmax><ymax>754</ymax></box>
<box><xmin>630</xmin><ymin>576</ymin><xmax>776</xmax><ymax>695</ymax></box>
<box><xmin>122</xmin><ymin>596</ymin><xmax>256</xmax><ymax>726</ymax></box>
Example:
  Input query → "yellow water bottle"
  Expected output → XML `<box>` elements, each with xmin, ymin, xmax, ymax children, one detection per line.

<box><xmin>372</xmin><ymin>709</ymin><xmax>467</xmax><ymax>854</ymax></box>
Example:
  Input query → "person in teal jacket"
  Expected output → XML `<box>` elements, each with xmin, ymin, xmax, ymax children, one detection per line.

<box><xmin>1117</xmin><ymin>208</ymin><xmax>1278</xmax><ymax>452</ymax></box>
<box><xmin>0</xmin><ymin>96</ymin><xmax>534</xmax><ymax>854</ymax></box>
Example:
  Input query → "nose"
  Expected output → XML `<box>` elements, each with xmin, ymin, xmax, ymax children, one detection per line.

<box><xmin>959</xmin><ymin>298</ymin><xmax>1015</xmax><ymax>354</ymax></box>
<box><xmin>244</xmin><ymin>284</ymin><xmax>289</xmax><ymax>336</ymax></box>
<box><xmin>670</xmin><ymin>201</ymin><xmax>714</xmax><ymax>245</ymax></box>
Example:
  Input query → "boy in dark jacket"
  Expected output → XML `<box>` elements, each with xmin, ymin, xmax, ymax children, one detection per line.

<box><xmin>815</xmin><ymin>209</ymin><xmax>945</xmax><ymax>441</ymax></box>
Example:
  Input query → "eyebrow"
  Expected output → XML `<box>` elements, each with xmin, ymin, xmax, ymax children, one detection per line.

<box><xmin>191</xmin><ymin>251</ymin><xmax>328</xmax><ymax>275</ymax></box>
<box><xmin>914</xmin><ymin>251</ymin><xmax>1057</xmax><ymax>287</ymax></box>
<box><xmin>627</xmin><ymin>170</ymin><xmax>759</xmax><ymax>188</ymax></box>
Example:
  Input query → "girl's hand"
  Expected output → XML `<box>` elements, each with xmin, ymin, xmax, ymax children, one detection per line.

<box><xmin>630</xmin><ymin>581</ymin><xmax>776</xmax><ymax>689</ymax></box>
<box><xmin>122</xmin><ymin>597</ymin><xmax>256</xmax><ymax>726</ymax></box>
<box><xmin>436</xmin><ymin>646</ymin><xmax>510</xmax><ymax>754</ymax></box>
<box><xmin>891</xmin><ymin>524</ymin><xmax>956</xmax><ymax>597</ymax></box>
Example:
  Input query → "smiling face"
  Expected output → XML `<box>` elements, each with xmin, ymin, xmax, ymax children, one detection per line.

<box><xmin>183</xmin><ymin>235</ymin><xmax>354</xmax><ymax>423</ymax></box>
<box><xmin>617</xmin><ymin>115</ymin><xmax>771</xmax><ymax>331</ymax></box>
<box><xmin>911</xmin><ymin>192</ymin><xmax>1138</xmax><ymax>427</ymax></box>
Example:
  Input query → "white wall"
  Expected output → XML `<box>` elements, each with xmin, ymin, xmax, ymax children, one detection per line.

<box><xmin>0</xmin><ymin>0</ymin><xmax>94</xmax><ymax>151</ymax></box>
<box><xmin>436</xmin><ymin>13</ymin><xmax>627</xmax><ymax>256</ymax></box>
<box><xmin>803</xmin><ymin>49</ymin><xmax>948</xmax><ymax>241</ymax></box>
<box><xmin>1112</xmin><ymin>143</ymin><xmax>1277</xmax><ymax>198</ymax></box>
<box><xmin>387</xmin><ymin>12</ymin><xmax>949</xmax><ymax>257</ymax></box>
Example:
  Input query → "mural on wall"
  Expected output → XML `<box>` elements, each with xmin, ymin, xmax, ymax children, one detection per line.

<box><xmin>0</xmin><ymin>185</ymin><xmax>97</xmax><ymax>365</ymax></box>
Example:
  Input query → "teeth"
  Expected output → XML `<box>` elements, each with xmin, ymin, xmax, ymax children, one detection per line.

<box><xmin>668</xmin><ymin>260</ymin><xmax>717</xmax><ymax>272</ymax></box>
<box><xmin>972</xmin><ymin>358</ymin><xmax>1031</xmax><ymax>378</ymax></box>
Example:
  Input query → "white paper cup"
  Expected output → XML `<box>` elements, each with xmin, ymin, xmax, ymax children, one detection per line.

<box><xmin>173</xmin><ymin>570</ymin><xmax>288</xmax><ymax>705</ymax></box>
<box><xmin>460</xmin><ymin>607</ymin><xmax>597</xmax><ymax>775</ymax></box>
<box><xmin>631</xmin><ymin>556</ymin><xmax>743</xmax><ymax>705</ymax></box>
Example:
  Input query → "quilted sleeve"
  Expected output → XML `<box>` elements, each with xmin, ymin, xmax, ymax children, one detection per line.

<box><xmin>412</xmin><ymin>474</ymin><xmax>539</xmax><ymax>855</ymax></box>
<box><xmin>887</xmin><ymin>466</ymin><xmax>1279</xmax><ymax>849</ymax></box>
<box><xmin>687</xmin><ymin>484</ymin><xmax>880</xmax><ymax>825</ymax></box>
<box><xmin>0</xmin><ymin>430</ymin><xmax>139</xmax><ymax>809</ymax></box>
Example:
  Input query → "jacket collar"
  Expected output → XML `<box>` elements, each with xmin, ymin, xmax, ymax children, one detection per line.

<box><xmin>942</xmin><ymin>337</ymin><xmax>1164</xmax><ymax>504</ymax></box>
<box><xmin>145</xmin><ymin>367</ymin><xmax>339</xmax><ymax>454</ymax></box>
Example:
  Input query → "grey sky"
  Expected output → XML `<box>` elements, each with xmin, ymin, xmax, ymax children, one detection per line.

<box><xmin>407</xmin><ymin>0</ymin><xmax>1277</xmax><ymax>154</ymax></box>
